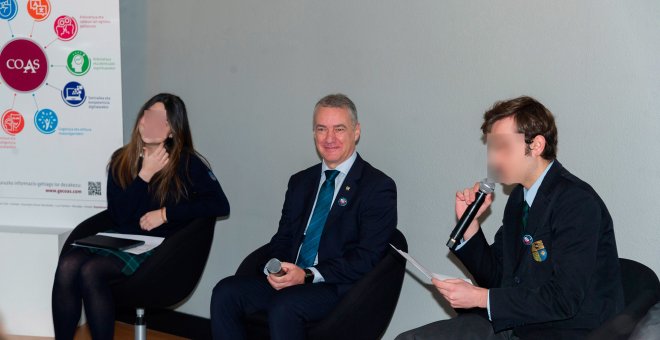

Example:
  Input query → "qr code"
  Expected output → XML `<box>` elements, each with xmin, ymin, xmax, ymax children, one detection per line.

<box><xmin>88</xmin><ymin>181</ymin><xmax>102</xmax><ymax>196</ymax></box>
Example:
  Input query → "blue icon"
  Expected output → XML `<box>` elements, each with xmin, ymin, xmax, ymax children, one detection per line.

<box><xmin>0</xmin><ymin>0</ymin><xmax>18</xmax><ymax>21</ymax></box>
<box><xmin>61</xmin><ymin>81</ymin><xmax>86</xmax><ymax>107</ymax></box>
<box><xmin>34</xmin><ymin>108</ymin><xmax>58</xmax><ymax>134</ymax></box>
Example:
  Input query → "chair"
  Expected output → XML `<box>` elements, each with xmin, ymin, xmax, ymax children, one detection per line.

<box><xmin>234</xmin><ymin>229</ymin><xmax>408</xmax><ymax>340</ymax></box>
<box><xmin>62</xmin><ymin>210</ymin><xmax>217</xmax><ymax>340</ymax></box>
<box><xmin>586</xmin><ymin>258</ymin><xmax>660</xmax><ymax>340</ymax></box>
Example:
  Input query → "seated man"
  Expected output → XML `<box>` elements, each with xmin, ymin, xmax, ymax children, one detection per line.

<box><xmin>210</xmin><ymin>93</ymin><xmax>397</xmax><ymax>340</ymax></box>
<box><xmin>397</xmin><ymin>96</ymin><xmax>623</xmax><ymax>339</ymax></box>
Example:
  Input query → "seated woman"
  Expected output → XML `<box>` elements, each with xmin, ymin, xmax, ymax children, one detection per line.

<box><xmin>51</xmin><ymin>93</ymin><xmax>230</xmax><ymax>340</ymax></box>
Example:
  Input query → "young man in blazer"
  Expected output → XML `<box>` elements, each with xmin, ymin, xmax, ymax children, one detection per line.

<box><xmin>397</xmin><ymin>96</ymin><xmax>623</xmax><ymax>339</ymax></box>
<box><xmin>211</xmin><ymin>94</ymin><xmax>397</xmax><ymax>340</ymax></box>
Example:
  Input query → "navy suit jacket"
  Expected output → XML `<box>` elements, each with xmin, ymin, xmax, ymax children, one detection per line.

<box><xmin>454</xmin><ymin>161</ymin><xmax>623</xmax><ymax>336</ymax></box>
<box><xmin>268</xmin><ymin>154</ymin><xmax>397</xmax><ymax>295</ymax></box>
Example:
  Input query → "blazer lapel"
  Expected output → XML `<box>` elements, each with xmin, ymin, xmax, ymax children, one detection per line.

<box><xmin>525</xmin><ymin>161</ymin><xmax>563</xmax><ymax>238</ymax></box>
<box><xmin>298</xmin><ymin>165</ymin><xmax>322</xmax><ymax>238</ymax></box>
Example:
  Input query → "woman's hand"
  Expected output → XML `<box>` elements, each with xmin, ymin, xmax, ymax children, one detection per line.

<box><xmin>138</xmin><ymin>143</ymin><xmax>169</xmax><ymax>182</ymax></box>
<box><xmin>139</xmin><ymin>208</ymin><xmax>166</xmax><ymax>231</ymax></box>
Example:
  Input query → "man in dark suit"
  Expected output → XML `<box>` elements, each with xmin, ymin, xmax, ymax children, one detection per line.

<box><xmin>397</xmin><ymin>96</ymin><xmax>623</xmax><ymax>339</ymax></box>
<box><xmin>210</xmin><ymin>94</ymin><xmax>397</xmax><ymax>340</ymax></box>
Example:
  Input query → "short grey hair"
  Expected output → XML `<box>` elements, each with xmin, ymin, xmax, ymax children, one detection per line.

<box><xmin>313</xmin><ymin>93</ymin><xmax>358</xmax><ymax>127</ymax></box>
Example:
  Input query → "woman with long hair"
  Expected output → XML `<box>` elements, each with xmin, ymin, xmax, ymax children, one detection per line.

<box><xmin>51</xmin><ymin>93</ymin><xmax>230</xmax><ymax>339</ymax></box>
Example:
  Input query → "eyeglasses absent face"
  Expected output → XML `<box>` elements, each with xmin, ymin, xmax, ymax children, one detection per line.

<box><xmin>139</xmin><ymin>104</ymin><xmax>170</xmax><ymax>144</ymax></box>
<box><xmin>313</xmin><ymin>106</ymin><xmax>360</xmax><ymax>169</ymax></box>
<box><xmin>484</xmin><ymin>116</ymin><xmax>538</xmax><ymax>185</ymax></box>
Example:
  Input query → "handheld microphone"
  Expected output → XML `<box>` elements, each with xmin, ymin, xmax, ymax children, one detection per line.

<box><xmin>446</xmin><ymin>180</ymin><xmax>496</xmax><ymax>250</ymax></box>
<box><xmin>266</xmin><ymin>258</ymin><xmax>285</xmax><ymax>276</ymax></box>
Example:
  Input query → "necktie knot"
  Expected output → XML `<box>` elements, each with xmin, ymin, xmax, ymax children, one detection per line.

<box><xmin>325</xmin><ymin>170</ymin><xmax>339</xmax><ymax>182</ymax></box>
<box><xmin>325</xmin><ymin>170</ymin><xmax>340</xmax><ymax>183</ymax></box>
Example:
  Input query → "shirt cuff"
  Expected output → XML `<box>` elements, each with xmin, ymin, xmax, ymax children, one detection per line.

<box><xmin>454</xmin><ymin>237</ymin><xmax>470</xmax><ymax>251</ymax></box>
<box><xmin>487</xmin><ymin>290</ymin><xmax>492</xmax><ymax>321</ymax></box>
<box><xmin>309</xmin><ymin>267</ymin><xmax>324</xmax><ymax>283</ymax></box>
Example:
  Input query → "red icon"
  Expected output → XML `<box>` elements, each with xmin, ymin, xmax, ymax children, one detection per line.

<box><xmin>54</xmin><ymin>15</ymin><xmax>78</xmax><ymax>41</ymax></box>
<box><xmin>2</xmin><ymin>109</ymin><xmax>25</xmax><ymax>136</ymax></box>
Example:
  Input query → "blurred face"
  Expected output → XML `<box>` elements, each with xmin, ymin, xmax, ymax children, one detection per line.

<box><xmin>313</xmin><ymin>106</ymin><xmax>360</xmax><ymax>169</ymax></box>
<box><xmin>139</xmin><ymin>102</ymin><xmax>171</xmax><ymax>144</ymax></box>
<box><xmin>486</xmin><ymin>116</ymin><xmax>533</xmax><ymax>185</ymax></box>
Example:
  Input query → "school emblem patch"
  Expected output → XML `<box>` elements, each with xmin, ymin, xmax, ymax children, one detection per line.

<box><xmin>531</xmin><ymin>240</ymin><xmax>548</xmax><ymax>262</ymax></box>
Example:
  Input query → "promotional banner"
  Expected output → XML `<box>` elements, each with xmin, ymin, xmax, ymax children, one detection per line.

<box><xmin>0</xmin><ymin>0</ymin><xmax>122</xmax><ymax>228</ymax></box>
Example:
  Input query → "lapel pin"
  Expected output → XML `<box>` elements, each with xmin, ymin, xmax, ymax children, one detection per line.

<box><xmin>338</xmin><ymin>197</ymin><xmax>348</xmax><ymax>206</ymax></box>
<box><xmin>345</xmin><ymin>185</ymin><xmax>351</xmax><ymax>191</ymax></box>
<box><xmin>522</xmin><ymin>234</ymin><xmax>533</xmax><ymax>246</ymax></box>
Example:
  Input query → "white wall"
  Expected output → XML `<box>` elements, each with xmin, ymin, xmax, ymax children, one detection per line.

<box><xmin>119</xmin><ymin>1</ymin><xmax>660</xmax><ymax>338</ymax></box>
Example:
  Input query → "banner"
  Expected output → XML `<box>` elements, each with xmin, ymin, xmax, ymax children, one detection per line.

<box><xmin>0</xmin><ymin>0</ymin><xmax>122</xmax><ymax>228</ymax></box>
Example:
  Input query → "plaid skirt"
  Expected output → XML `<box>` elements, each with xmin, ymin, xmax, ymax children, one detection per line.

<box><xmin>86</xmin><ymin>247</ymin><xmax>154</xmax><ymax>276</ymax></box>
<box><xmin>83</xmin><ymin>229</ymin><xmax>154</xmax><ymax>276</ymax></box>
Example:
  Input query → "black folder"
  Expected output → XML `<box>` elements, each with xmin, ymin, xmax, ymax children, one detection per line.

<box><xmin>73</xmin><ymin>234</ymin><xmax>145</xmax><ymax>251</ymax></box>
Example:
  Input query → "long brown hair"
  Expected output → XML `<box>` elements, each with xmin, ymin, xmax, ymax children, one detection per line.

<box><xmin>109</xmin><ymin>93</ymin><xmax>201</xmax><ymax>205</ymax></box>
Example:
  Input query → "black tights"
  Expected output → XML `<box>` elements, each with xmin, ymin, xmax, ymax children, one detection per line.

<box><xmin>52</xmin><ymin>248</ymin><xmax>125</xmax><ymax>340</ymax></box>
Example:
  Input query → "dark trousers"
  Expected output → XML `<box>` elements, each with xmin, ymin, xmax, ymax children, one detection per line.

<box><xmin>210</xmin><ymin>275</ymin><xmax>340</xmax><ymax>340</ymax></box>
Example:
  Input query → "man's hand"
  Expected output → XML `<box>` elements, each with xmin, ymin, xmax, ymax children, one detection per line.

<box><xmin>267</xmin><ymin>262</ymin><xmax>306</xmax><ymax>290</ymax></box>
<box><xmin>140</xmin><ymin>209</ymin><xmax>165</xmax><ymax>231</ymax></box>
<box><xmin>433</xmin><ymin>278</ymin><xmax>488</xmax><ymax>309</ymax></box>
<box><xmin>455</xmin><ymin>182</ymin><xmax>493</xmax><ymax>241</ymax></box>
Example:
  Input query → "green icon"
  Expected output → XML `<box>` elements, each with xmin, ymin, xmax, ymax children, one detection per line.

<box><xmin>66</xmin><ymin>50</ymin><xmax>91</xmax><ymax>76</ymax></box>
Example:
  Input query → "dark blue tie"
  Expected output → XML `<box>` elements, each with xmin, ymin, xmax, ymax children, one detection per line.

<box><xmin>297</xmin><ymin>170</ymin><xmax>340</xmax><ymax>268</ymax></box>
<box><xmin>522</xmin><ymin>200</ymin><xmax>530</xmax><ymax>229</ymax></box>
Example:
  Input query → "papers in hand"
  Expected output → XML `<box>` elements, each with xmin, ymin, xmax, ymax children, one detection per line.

<box><xmin>390</xmin><ymin>244</ymin><xmax>472</xmax><ymax>284</ymax></box>
<box><xmin>91</xmin><ymin>233</ymin><xmax>164</xmax><ymax>255</ymax></box>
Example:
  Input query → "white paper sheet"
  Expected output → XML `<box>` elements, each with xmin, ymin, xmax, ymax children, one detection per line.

<box><xmin>97</xmin><ymin>232</ymin><xmax>165</xmax><ymax>255</ymax></box>
<box><xmin>390</xmin><ymin>244</ymin><xmax>472</xmax><ymax>284</ymax></box>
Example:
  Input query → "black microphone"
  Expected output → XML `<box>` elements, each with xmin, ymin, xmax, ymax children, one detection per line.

<box><xmin>446</xmin><ymin>180</ymin><xmax>495</xmax><ymax>250</ymax></box>
<box><xmin>266</xmin><ymin>258</ymin><xmax>285</xmax><ymax>276</ymax></box>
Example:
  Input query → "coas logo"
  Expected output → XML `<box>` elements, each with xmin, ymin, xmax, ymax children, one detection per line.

<box><xmin>6</xmin><ymin>58</ymin><xmax>41</xmax><ymax>73</ymax></box>
<box><xmin>0</xmin><ymin>38</ymin><xmax>48</xmax><ymax>92</ymax></box>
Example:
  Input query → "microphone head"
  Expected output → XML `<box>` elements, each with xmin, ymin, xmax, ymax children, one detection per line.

<box><xmin>266</xmin><ymin>258</ymin><xmax>282</xmax><ymax>274</ymax></box>
<box><xmin>479</xmin><ymin>180</ymin><xmax>496</xmax><ymax>194</ymax></box>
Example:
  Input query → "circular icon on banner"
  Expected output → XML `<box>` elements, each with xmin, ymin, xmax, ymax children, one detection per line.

<box><xmin>0</xmin><ymin>38</ymin><xmax>49</xmax><ymax>92</ymax></box>
<box><xmin>1</xmin><ymin>109</ymin><xmax>24</xmax><ymax>135</ymax></box>
<box><xmin>27</xmin><ymin>0</ymin><xmax>51</xmax><ymax>21</ymax></box>
<box><xmin>0</xmin><ymin>0</ymin><xmax>18</xmax><ymax>21</ymax></box>
<box><xmin>54</xmin><ymin>15</ymin><xmax>78</xmax><ymax>41</ymax></box>
<box><xmin>61</xmin><ymin>81</ymin><xmax>86</xmax><ymax>107</ymax></box>
<box><xmin>34</xmin><ymin>108</ymin><xmax>58</xmax><ymax>134</ymax></box>
<box><xmin>66</xmin><ymin>50</ymin><xmax>90</xmax><ymax>76</ymax></box>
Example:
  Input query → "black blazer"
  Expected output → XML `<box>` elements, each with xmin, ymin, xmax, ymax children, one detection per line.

<box><xmin>268</xmin><ymin>154</ymin><xmax>397</xmax><ymax>295</ymax></box>
<box><xmin>454</xmin><ymin>161</ymin><xmax>624</xmax><ymax>336</ymax></box>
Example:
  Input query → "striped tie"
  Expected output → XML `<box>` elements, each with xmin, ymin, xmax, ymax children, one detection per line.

<box><xmin>296</xmin><ymin>170</ymin><xmax>340</xmax><ymax>268</ymax></box>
